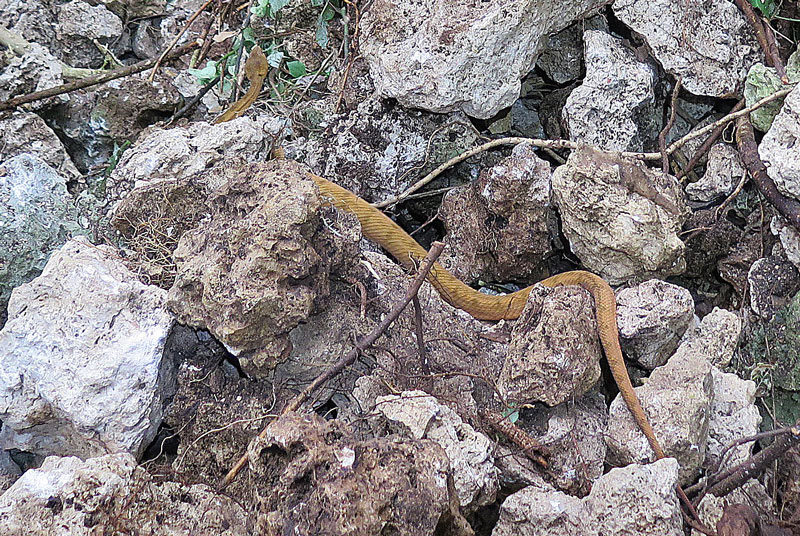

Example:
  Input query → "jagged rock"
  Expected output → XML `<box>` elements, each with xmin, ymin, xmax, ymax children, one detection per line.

<box><xmin>249</xmin><ymin>412</ymin><xmax>472</xmax><ymax>536</ymax></box>
<box><xmin>0</xmin><ymin>0</ymin><xmax>57</xmax><ymax>49</ymax></box>
<box><xmin>167</xmin><ymin>159</ymin><xmax>360</xmax><ymax>377</ymax></box>
<box><xmin>607</xmin><ymin>325</ymin><xmax>714</xmax><ymax>484</ymax></box>
<box><xmin>375</xmin><ymin>391</ymin><xmax>498</xmax><ymax>511</ymax></box>
<box><xmin>0</xmin><ymin>450</ymin><xmax>21</xmax><ymax>494</ymax></box>
<box><xmin>439</xmin><ymin>141</ymin><xmax>554</xmax><ymax>284</ymax></box>
<box><xmin>616</xmin><ymin>279</ymin><xmax>694</xmax><ymax>369</ymax></box>
<box><xmin>678</xmin><ymin>307</ymin><xmax>742</xmax><ymax>368</ymax></box>
<box><xmin>0</xmin><ymin>154</ymin><xmax>86</xmax><ymax>316</ymax></box>
<box><xmin>551</xmin><ymin>145</ymin><xmax>689</xmax><ymax>284</ymax></box>
<box><xmin>0</xmin><ymin>453</ymin><xmax>251</xmax><ymax>535</ymax></box>
<box><xmin>0</xmin><ymin>112</ymin><xmax>80</xmax><ymax>180</ymax></box>
<box><xmin>0</xmin><ymin>42</ymin><xmax>65</xmax><ymax>110</ymax></box>
<box><xmin>493</xmin><ymin>458</ymin><xmax>682</xmax><ymax>536</ymax></box>
<box><xmin>747</xmin><ymin>256</ymin><xmax>800</xmax><ymax>320</ymax></box>
<box><xmin>772</xmin><ymin>216</ymin><xmax>800</xmax><ymax>270</ymax></box>
<box><xmin>498</xmin><ymin>285</ymin><xmax>602</xmax><ymax>407</ymax></box>
<box><xmin>0</xmin><ymin>236</ymin><xmax>175</xmax><ymax>459</ymax></box>
<box><xmin>685</xmin><ymin>144</ymin><xmax>744</xmax><ymax>204</ymax></box>
<box><xmin>744</xmin><ymin>52</ymin><xmax>800</xmax><ymax>132</ymax></box>
<box><xmin>359</xmin><ymin>0</ymin><xmax>603</xmax><ymax>119</ymax></box>
<box><xmin>706</xmin><ymin>368</ymin><xmax>761</xmax><ymax>472</ymax></box>
<box><xmin>536</xmin><ymin>16</ymin><xmax>608</xmax><ymax>84</ymax></box>
<box><xmin>55</xmin><ymin>1</ymin><xmax>123</xmax><ymax>68</ymax></box>
<box><xmin>563</xmin><ymin>30</ymin><xmax>659</xmax><ymax>152</ymax></box>
<box><xmin>759</xmin><ymin>86</ymin><xmax>800</xmax><ymax>201</ymax></box>
<box><xmin>692</xmin><ymin>480</ymin><xmax>773</xmax><ymax>536</ymax></box>
<box><xmin>295</xmin><ymin>99</ymin><xmax>477</xmax><ymax>202</ymax></box>
<box><xmin>613</xmin><ymin>0</ymin><xmax>762</xmax><ymax>97</ymax></box>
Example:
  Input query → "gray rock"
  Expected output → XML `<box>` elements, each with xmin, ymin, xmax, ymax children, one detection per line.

<box><xmin>685</xmin><ymin>144</ymin><xmax>744</xmax><ymax>204</ymax></box>
<box><xmin>747</xmin><ymin>256</ymin><xmax>800</xmax><ymax>320</ymax></box>
<box><xmin>55</xmin><ymin>1</ymin><xmax>123</xmax><ymax>68</ymax></box>
<box><xmin>706</xmin><ymin>368</ymin><xmax>760</xmax><ymax>472</ymax></box>
<box><xmin>0</xmin><ymin>0</ymin><xmax>57</xmax><ymax>49</ymax></box>
<box><xmin>0</xmin><ymin>111</ymin><xmax>80</xmax><ymax>180</ymax></box>
<box><xmin>0</xmin><ymin>236</ymin><xmax>176</xmax><ymax>459</ymax></box>
<box><xmin>759</xmin><ymin>86</ymin><xmax>800</xmax><ymax>200</ymax></box>
<box><xmin>0</xmin><ymin>450</ymin><xmax>21</xmax><ymax>494</ymax></box>
<box><xmin>772</xmin><ymin>216</ymin><xmax>800</xmax><ymax>270</ymax></box>
<box><xmin>493</xmin><ymin>458</ymin><xmax>682</xmax><ymax>536</ymax></box>
<box><xmin>536</xmin><ymin>16</ymin><xmax>609</xmax><ymax>84</ymax></box>
<box><xmin>678</xmin><ymin>307</ymin><xmax>742</xmax><ymax>368</ymax></box>
<box><xmin>744</xmin><ymin>52</ymin><xmax>800</xmax><ymax>132</ymax></box>
<box><xmin>0</xmin><ymin>453</ymin><xmax>250</xmax><ymax>535</ymax></box>
<box><xmin>439</xmin><ymin>142</ymin><xmax>554</xmax><ymax>284</ymax></box>
<box><xmin>551</xmin><ymin>145</ymin><xmax>688</xmax><ymax>284</ymax></box>
<box><xmin>0</xmin><ymin>154</ymin><xmax>86</xmax><ymax>315</ymax></box>
<box><xmin>563</xmin><ymin>30</ymin><xmax>659</xmax><ymax>152</ymax></box>
<box><xmin>498</xmin><ymin>285</ymin><xmax>602</xmax><ymax>407</ymax></box>
<box><xmin>613</xmin><ymin>0</ymin><xmax>762</xmax><ymax>97</ymax></box>
<box><xmin>359</xmin><ymin>0</ymin><xmax>603</xmax><ymax>119</ymax></box>
<box><xmin>692</xmin><ymin>480</ymin><xmax>772</xmax><ymax>536</ymax></box>
<box><xmin>376</xmin><ymin>390</ymin><xmax>498</xmax><ymax>511</ymax></box>
<box><xmin>0</xmin><ymin>42</ymin><xmax>65</xmax><ymax>110</ymax></box>
<box><xmin>616</xmin><ymin>279</ymin><xmax>694</xmax><ymax>369</ymax></box>
<box><xmin>607</xmin><ymin>342</ymin><xmax>713</xmax><ymax>484</ymax></box>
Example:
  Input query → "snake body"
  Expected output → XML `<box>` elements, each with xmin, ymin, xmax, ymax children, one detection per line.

<box><xmin>310</xmin><ymin>173</ymin><xmax>666</xmax><ymax>460</ymax></box>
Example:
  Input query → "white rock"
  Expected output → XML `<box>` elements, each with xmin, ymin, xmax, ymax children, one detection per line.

<box><xmin>692</xmin><ymin>480</ymin><xmax>772</xmax><ymax>536</ymax></box>
<box><xmin>493</xmin><ymin>458</ymin><xmax>682</xmax><ymax>536</ymax></box>
<box><xmin>616</xmin><ymin>279</ymin><xmax>695</xmax><ymax>369</ymax></box>
<box><xmin>685</xmin><ymin>144</ymin><xmax>744</xmax><ymax>203</ymax></box>
<box><xmin>613</xmin><ymin>0</ymin><xmax>762</xmax><ymax>97</ymax></box>
<box><xmin>759</xmin><ymin>86</ymin><xmax>800</xmax><ymax>200</ymax></box>
<box><xmin>376</xmin><ymin>390</ymin><xmax>498</xmax><ymax>511</ymax></box>
<box><xmin>678</xmin><ymin>307</ymin><xmax>742</xmax><ymax>368</ymax></box>
<box><xmin>359</xmin><ymin>0</ymin><xmax>603</xmax><ymax>119</ymax></box>
<box><xmin>0</xmin><ymin>237</ymin><xmax>176</xmax><ymax>459</ymax></box>
<box><xmin>772</xmin><ymin>216</ymin><xmax>800</xmax><ymax>270</ymax></box>
<box><xmin>0</xmin><ymin>112</ymin><xmax>80</xmax><ymax>180</ymax></box>
<box><xmin>706</xmin><ymin>368</ymin><xmax>760</xmax><ymax>471</ymax></box>
<box><xmin>0</xmin><ymin>43</ymin><xmax>65</xmax><ymax>109</ymax></box>
<box><xmin>563</xmin><ymin>30</ymin><xmax>658</xmax><ymax>152</ymax></box>
<box><xmin>55</xmin><ymin>1</ymin><xmax>123</xmax><ymax>68</ymax></box>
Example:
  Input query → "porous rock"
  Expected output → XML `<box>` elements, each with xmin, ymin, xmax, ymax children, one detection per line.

<box><xmin>613</xmin><ymin>0</ymin><xmax>762</xmax><ymax>97</ymax></box>
<box><xmin>772</xmin><ymin>216</ymin><xmax>800</xmax><ymax>270</ymax></box>
<box><xmin>563</xmin><ymin>30</ymin><xmax>659</xmax><ymax>152</ymax></box>
<box><xmin>759</xmin><ymin>86</ymin><xmax>800</xmax><ymax>201</ymax></box>
<box><xmin>493</xmin><ymin>458</ymin><xmax>682</xmax><ymax>536</ymax></box>
<box><xmin>678</xmin><ymin>307</ymin><xmax>742</xmax><ymax>368</ymax></box>
<box><xmin>616</xmin><ymin>279</ymin><xmax>694</xmax><ymax>369</ymax></box>
<box><xmin>551</xmin><ymin>145</ymin><xmax>688</xmax><ymax>284</ymax></box>
<box><xmin>692</xmin><ymin>480</ymin><xmax>772</xmax><ymax>536</ymax></box>
<box><xmin>0</xmin><ymin>0</ymin><xmax>58</xmax><ymax>49</ymax></box>
<box><xmin>497</xmin><ymin>285</ymin><xmax>602</xmax><ymax>407</ymax></box>
<box><xmin>297</xmin><ymin>99</ymin><xmax>478</xmax><ymax>202</ymax></box>
<box><xmin>685</xmin><ymin>144</ymin><xmax>744</xmax><ymax>204</ymax></box>
<box><xmin>167</xmin><ymin>159</ymin><xmax>359</xmax><ymax>377</ymax></box>
<box><xmin>0</xmin><ymin>154</ymin><xmax>86</xmax><ymax>315</ymax></box>
<box><xmin>359</xmin><ymin>0</ymin><xmax>603</xmax><ymax>119</ymax></box>
<box><xmin>706</xmin><ymin>368</ymin><xmax>760</xmax><ymax>472</ymax></box>
<box><xmin>249</xmin><ymin>412</ymin><xmax>472</xmax><ymax>536</ymax></box>
<box><xmin>0</xmin><ymin>42</ymin><xmax>65</xmax><ymax>110</ymax></box>
<box><xmin>536</xmin><ymin>16</ymin><xmax>608</xmax><ymax>84</ymax></box>
<box><xmin>55</xmin><ymin>0</ymin><xmax>123</xmax><ymax>68</ymax></box>
<box><xmin>747</xmin><ymin>256</ymin><xmax>800</xmax><ymax>320</ymax></box>
<box><xmin>0</xmin><ymin>236</ymin><xmax>175</xmax><ymax>459</ymax></box>
<box><xmin>376</xmin><ymin>390</ymin><xmax>498</xmax><ymax>511</ymax></box>
<box><xmin>607</xmin><ymin>326</ymin><xmax>714</xmax><ymax>484</ymax></box>
<box><xmin>439</xmin><ymin>141</ymin><xmax>554</xmax><ymax>284</ymax></box>
<box><xmin>0</xmin><ymin>111</ymin><xmax>80</xmax><ymax>180</ymax></box>
<box><xmin>0</xmin><ymin>453</ymin><xmax>251</xmax><ymax>535</ymax></box>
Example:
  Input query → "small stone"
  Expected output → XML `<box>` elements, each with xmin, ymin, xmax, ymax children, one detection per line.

<box><xmin>685</xmin><ymin>144</ymin><xmax>744</xmax><ymax>204</ymax></box>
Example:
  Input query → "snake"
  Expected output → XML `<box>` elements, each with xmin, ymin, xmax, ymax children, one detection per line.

<box><xmin>213</xmin><ymin>45</ymin><xmax>665</xmax><ymax>462</ymax></box>
<box><xmin>309</xmin><ymin>173</ymin><xmax>666</xmax><ymax>461</ymax></box>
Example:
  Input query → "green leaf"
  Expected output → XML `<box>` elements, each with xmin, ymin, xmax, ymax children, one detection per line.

<box><xmin>251</xmin><ymin>0</ymin><xmax>270</xmax><ymax>17</ymax></box>
<box><xmin>502</xmin><ymin>405</ymin><xmax>519</xmax><ymax>424</ymax></box>
<box><xmin>315</xmin><ymin>17</ymin><xmax>329</xmax><ymax>48</ymax></box>
<box><xmin>270</xmin><ymin>0</ymin><xmax>290</xmax><ymax>12</ymax></box>
<box><xmin>749</xmin><ymin>0</ymin><xmax>777</xmax><ymax>18</ymax></box>
<box><xmin>267</xmin><ymin>49</ymin><xmax>284</xmax><ymax>67</ymax></box>
<box><xmin>188</xmin><ymin>60</ymin><xmax>218</xmax><ymax>84</ymax></box>
<box><xmin>287</xmin><ymin>60</ymin><xmax>307</xmax><ymax>78</ymax></box>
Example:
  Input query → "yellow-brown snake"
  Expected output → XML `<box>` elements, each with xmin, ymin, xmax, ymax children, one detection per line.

<box><xmin>310</xmin><ymin>173</ymin><xmax>666</xmax><ymax>461</ymax></box>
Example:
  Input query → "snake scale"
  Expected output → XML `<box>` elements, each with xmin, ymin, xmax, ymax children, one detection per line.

<box><xmin>309</xmin><ymin>173</ymin><xmax>666</xmax><ymax>461</ymax></box>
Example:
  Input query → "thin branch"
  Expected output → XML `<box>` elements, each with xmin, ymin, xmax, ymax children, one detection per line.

<box><xmin>659</xmin><ymin>78</ymin><xmax>683</xmax><ymax>173</ymax></box>
<box><xmin>147</xmin><ymin>0</ymin><xmax>213</xmax><ymax>82</ymax></box>
<box><xmin>219</xmin><ymin>241</ymin><xmax>447</xmax><ymax>489</ymax></box>
<box><xmin>677</xmin><ymin>99</ymin><xmax>745</xmax><ymax>181</ymax></box>
<box><xmin>0</xmin><ymin>40</ymin><xmax>200</xmax><ymax>111</ymax></box>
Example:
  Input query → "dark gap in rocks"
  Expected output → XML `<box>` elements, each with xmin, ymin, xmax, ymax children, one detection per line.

<box><xmin>141</xmin><ymin>424</ymin><xmax>181</xmax><ymax>463</ymax></box>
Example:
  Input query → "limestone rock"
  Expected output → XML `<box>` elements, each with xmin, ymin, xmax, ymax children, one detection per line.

<box><xmin>747</xmin><ymin>256</ymin><xmax>800</xmax><ymax>320</ymax></box>
<box><xmin>0</xmin><ymin>112</ymin><xmax>80</xmax><ymax>180</ymax></box>
<box><xmin>772</xmin><ymin>216</ymin><xmax>800</xmax><ymax>270</ymax></box>
<box><xmin>359</xmin><ymin>0</ymin><xmax>603</xmax><ymax>119</ymax></box>
<box><xmin>376</xmin><ymin>391</ymin><xmax>498</xmax><ymax>511</ymax></box>
<box><xmin>706</xmin><ymin>368</ymin><xmax>761</xmax><ymax>472</ymax></box>
<box><xmin>613</xmin><ymin>0</ymin><xmax>762</xmax><ymax>97</ymax></box>
<box><xmin>692</xmin><ymin>480</ymin><xmax>773</xmax><ymax>536</ymax></box>
<box><xmin>249</xmin><ymin>412</ymin><xmax>472</xmax><ymax>536</ymax></box>
<box><xmin>685</xmin><ymin>144</ymin><xmax>744</xmax><ymax>204</ymax></box>
<box><xmin>759</xmin><ymin>86</ymin><xmax>800</xmax><ymax>201</ymax></box>
<box><xmin>563</xmin><ymin>30</ymin><xmax>659</xmax><ymax>152</ymax></box>
<box><xmin>0</xmin><ymin>154</ymin><xmax>86</xmax><ymax>315</ymax></box>
<box><xmin>55</xmin><ymin>1</ymin><xmax>123</xmax><ymax>68</ymax></box>
<box><xmin>498</xmin><ymin>285</ymin><xmax>602</xmax><ymax>407</ymax></box>
<box><xmin>536</xmin><ymin>16</ymin><xmax>608</xmax><ymax>84</ymax></box>
<box><xmin>0</xmin><ymin>236</ymin><xmax>175</xmax><ymax>459</ymax></box>
<box><xmin>678</xmin><ymin>307</ymin><xmax>742</xmax><ymax>368</ymax></box>
<box><xmin>439</xmin><ymin>142</ymin><xmax>554</xmax><ymax>284</ymax></box>
<box><xmin>493</xmin><ymin>458</ymin><xmax>682</xmax><ymax>536</ymax></box>
<box><xmin>551</xmin><ymin>145</ymin><xmax>688</xmax><ymax>284</ymax></box>
<box><xmin>616</xmin><ymin>279</ymin><xmax>694</xmax><ymax>369</ymax></box>
<box><xmin>0</xmin><ymin>42</ymin><xmax>65</xmax><ymax>110</ymax></box>
<box><xmin>0</xmin><ymin>453</ymin><xmax>250</xmax><ymax>535</ymax></box>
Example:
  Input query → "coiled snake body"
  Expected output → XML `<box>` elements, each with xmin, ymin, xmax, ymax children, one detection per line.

<box><xmin>310</xmin><ymin>173</ymin><xmax>666</xmax><ymax>461</ymax></box>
